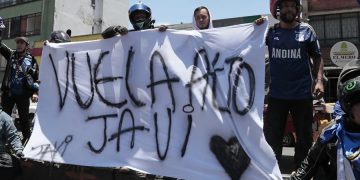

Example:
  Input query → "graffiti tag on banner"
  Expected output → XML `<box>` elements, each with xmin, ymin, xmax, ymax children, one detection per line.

<box><xmin>24</xmin><ymin>19</ymin><xmax>282</xmax><ymax>180</ymax></box>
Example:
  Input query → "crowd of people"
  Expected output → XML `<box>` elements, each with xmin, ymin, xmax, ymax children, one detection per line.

<box><xmin>0</xmin><ymin>27</ymin><xmax>71</xmax><ymax>179</ymax></box>
<box><xmin>0</xmin><ymin>0</ymin><xmax>359</xmax><ymax>179</ymax></box>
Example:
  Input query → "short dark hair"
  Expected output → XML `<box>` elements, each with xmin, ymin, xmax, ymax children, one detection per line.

<box><xmin>193</xmin><ymin>6</ymin><xmax>210</xmax><ymax>17</ymax></box>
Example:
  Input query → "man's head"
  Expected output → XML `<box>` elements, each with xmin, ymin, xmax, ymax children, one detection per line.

<box><xmin>273</xmin><ymin>0</ymin><xmax>301</xmax><ymax>23</ymax></box>
<box><xmin>14</xmin><ymin>37</ymin><xmax>29</xmax><ymax>53</ymax></box>
<box><xmin>129</xmin><ymin>2</ymin><xmax>153</xmax><ymax>30</ymax></box>
<box><xmin>193</xmin><ymin>6</ymin><xmax>211</xmax><ymax>30</ymax></box>
<box><xmin>337</xmin><ymin>59</ymin><xmax>360</xmax><ymax>122</ymax></box>
<box><xmin>49</xmin><ymin>30</ymin><xmax>71</xmax><ymax>43</ymax></box>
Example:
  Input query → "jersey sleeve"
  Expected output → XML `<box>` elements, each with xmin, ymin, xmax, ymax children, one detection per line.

<box><xmin>307</xmin><ymin>25</ymin><xmax>322</xmax><ymax>59</ymax></box>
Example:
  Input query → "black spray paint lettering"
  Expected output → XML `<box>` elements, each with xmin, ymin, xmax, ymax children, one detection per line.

<box><xmin>125</xmin><ymin>46</ymin><xmax>146</xmax><ymax>107</ymax></box>
<box><xmin>31</xmin><ymin>135</ymin><xmax>73</xmax><ymax>161</ymax></box>
<box><xmin>181</xmin><ymin>114</ymin><xmax>192</xmax><ymax>157</ymax></box>
<box><xmin>108</xmin><ymin>108</ymin><xmax>150</xmax><ymax>152</ymax></box>
<box><xmin>154</xmin><ymin>108</ymin><xmax>172</xmax><ymax>160</ymax></box>
<box><xmin>49</xmin><ymin>52</ymin><xmax>70</xmax><ymax>110</ymax></box>
<box><xmin>51</xmin><ymin>51</ymin><xmax>128</xmax><ymax>110</ymax></box>
<box><xmin>94</xmin><ymin>51</ymin><xmax>128</xmax><ymax>108</ymax></box>
<box><xmin>184</xmin><ymin>49</ymin><xmax>229</xmax><ymax>112</ymax></box>
<box><xmin>225</xmin><ymin>57</ymin><xmax>255</xmax><ymax>115</ymax></box>
<box><xmin>71</xmin><ymin>52</ymin><xmax>94</xmax><ymax>109</ymax></box>
<box><xmin>147</xmin><ymin>51</ymin><xmax>180</xmax><ymax>113</ymax></box>
<box><xmin>48</xmin><ymin>47</ymin><xmax>257</xmax><ymax>162</ymax></box>
<box><xmin>86</xmin><ymin>114</ymin><xmax>117</xmax><ymax>154</ymax></box>
<box><xmin>210</xmin><ymin>52</ymin><xmax>231</xmax><ymax>113</ymax></box>
<box><xmin>49</xmin><ymin>48</ymin><xmax>245</xmax><ymax>114</ymax></box>
<box><xmin>87</xmin><ymin>110</ymin><xmax>149</xmax><ymax>154</ymax></box>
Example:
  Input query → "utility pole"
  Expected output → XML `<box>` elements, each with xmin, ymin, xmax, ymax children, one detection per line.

<box><xmin>93</xmin><ymin>0</ymin><xmax>104</xmax><ymax>34</ymax></box>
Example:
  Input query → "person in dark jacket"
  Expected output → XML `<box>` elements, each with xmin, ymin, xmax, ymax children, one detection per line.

<box><xmin>291</xmin><ymin>59</ymin><xmax>360</xmax><ymax>180</ymax></box>
<box><xmin>0</xmin><ymin>36</ymin><xmax>39</xmax><ymax>144</ymax></box>
<box><xmin>102</xmin><ymin>2</ymin><xmax>167</xmax><ymax>39</ymax></box>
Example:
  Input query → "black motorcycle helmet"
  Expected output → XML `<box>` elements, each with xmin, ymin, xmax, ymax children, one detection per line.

<box><xmin>49</xmin><ymin>30</ymin><xmax>71</xmax><ymax>43</ymax></box>
<box><xmin>128</xmin><ymin>2</ymin><xmax>154</xmax><ymax>30</ymax></box>
<box><xmin>337</xmin><ymin>59</ymin><xmax>360</xmax><ymax>113</ymax></box>
<box><xmin>271</xmin><ymin>0</ymin><xmax>301</xmax><ymax>19</ymax></box>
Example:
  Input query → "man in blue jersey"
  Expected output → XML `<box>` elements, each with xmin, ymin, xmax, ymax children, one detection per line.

<box><xmin>264</xmin><ymin>0</ymin><xmax>324</xmax><ymax>169</ymax></box>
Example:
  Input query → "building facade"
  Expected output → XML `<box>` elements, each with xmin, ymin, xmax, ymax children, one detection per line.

<box><xmin>305</xmin><ymin>0</ymin><xmax>360</xmax><ymax>102</ymax></box>
<box><xmin>0</xmin><ymin>0</ymin><xmax>128</xmax><ymax>84</ymax></box>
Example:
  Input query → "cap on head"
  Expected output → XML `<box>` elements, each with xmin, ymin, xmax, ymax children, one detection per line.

<box><xmin>14</xmin><ymin>37</ymin><xmax>29</xmax><ymax>46</ymax></box>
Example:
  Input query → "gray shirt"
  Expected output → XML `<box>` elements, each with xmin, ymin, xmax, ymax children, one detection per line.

<box><xmin>0</xmin><ymin>110</ymin><xmax>23</xmax><ymax>167</ymax></box>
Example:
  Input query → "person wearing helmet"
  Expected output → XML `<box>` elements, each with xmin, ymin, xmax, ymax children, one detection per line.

<box><xmin>128</xmin><ymin>2</ymin><xmax>155</xmax><ymax>31</ymax></box>
<box><xmin>290</xmin><ymin>59</ymin><xmax>360</xmax><ymax>180</ymax></box>
<box><xmin>49</xmin><ymin>30</ymin><xmax>71</xmax><ymax>43</ymax></box>
<box><xmin>263</xmin><ymin>0</ymin><xmax>324</xmax><ymax>169</ymax></box>
<box><xmin>44</xmin><ymin>30</ymin><xmax>71</xmax><ymax>46</ymax></box>
<box><xmin>102</xmin><ymin>2</ymin><xmax>167</xmax><ymax>39</ymax></box>
<box><xmin>0</xmin><ymin>34</ymin><xmax>39</xmax><ymax>144</ymax></box>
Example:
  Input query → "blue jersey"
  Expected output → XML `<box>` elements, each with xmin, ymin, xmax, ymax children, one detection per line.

<box><xmin>266</xmin><ymin>23</ymin><xmax>321</xmax><ymax>100</ymax></box>
<box><xmin>332</xmin><ymin>101</ymin><xmax>345</xmax><ymax>120</ymax></box>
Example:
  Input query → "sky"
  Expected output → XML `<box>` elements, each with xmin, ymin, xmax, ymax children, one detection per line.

<box><xmin>129</xmin><ymin>0</ymin><xmax>270</xmax><ymax>26</ymax></box>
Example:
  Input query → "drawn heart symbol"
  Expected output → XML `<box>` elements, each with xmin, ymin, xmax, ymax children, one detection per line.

<box><xmin>210</xmin><ymin>135</ymin><xmax>251</xmax><ymax>180</ymax></box>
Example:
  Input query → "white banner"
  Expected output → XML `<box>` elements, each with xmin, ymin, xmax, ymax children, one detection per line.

<box><xmin>24</xmin><ymin>20</ymin><xmax>282</xmax><ymax>180</ymax></box>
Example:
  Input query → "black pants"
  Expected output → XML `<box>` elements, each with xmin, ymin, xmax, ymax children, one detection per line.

<box><xmin>1</xmin><ymin>92</ymin><xmax>31</xmax><ymax>144</ymax></box>
<box><xmin>264</xmin><ymin>97</ymin><xmax>313</xmax><ymax>168</ymax></box>
<box><xmin>0</xmin><ymin>167</ymin><xmax>18</xmax><ymax>180</ymax></box>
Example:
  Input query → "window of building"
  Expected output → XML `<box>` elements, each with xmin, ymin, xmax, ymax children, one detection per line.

<box><xmin>1</xmin><ymin>12</ymin><xmax>41</xmax><ymax>39</ymax></box>
<box><xmin>10</xmin><ymin>16</ymin><xmax>20</xmax><ymax>37</ymax></box>
<box><xmin>342</xmin><ymin>13</ymin><xmax>359</xmax><ymax>42</ymax></box>
<box><xmin>310</xmin><ymin>12</ymin><xmax>360</xmax><ymax>46</ymax></box>
<box><xmin>0</xmin><ymin>0</ymin><xmax>38</xmax><ymax>9</ymax></box>
<box><xmin>309</xmin><ymin>16</ymin><xmax>325</xmax><ymax>43</ymax></box>
<box><xmin>22</xmin><ymin>12</ymin><xmax>41</xmax><ymax>36</ymax></box>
